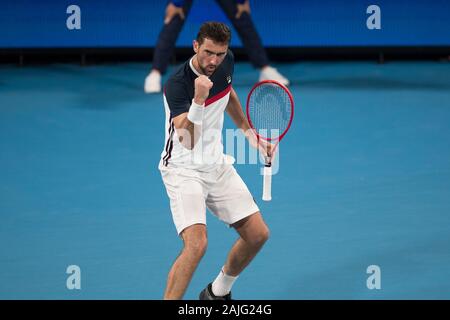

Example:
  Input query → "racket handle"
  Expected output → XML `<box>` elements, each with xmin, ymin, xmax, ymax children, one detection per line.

<box><xmin>262</xmin><ymin>165</ymin><xmax>272</xmax><ymax>201</ymax></box>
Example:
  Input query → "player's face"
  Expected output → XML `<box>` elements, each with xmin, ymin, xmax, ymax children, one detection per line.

<box><xmin>193</xmin><ymin>38</ymin><xmax>228</xmax><ymax>76</ymax></box>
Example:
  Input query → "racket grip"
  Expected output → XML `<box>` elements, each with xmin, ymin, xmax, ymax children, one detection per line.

<box><xmin>262</xmin><ymin>165</ymin><xmax>272</xmax><ymax>201</ymax></box>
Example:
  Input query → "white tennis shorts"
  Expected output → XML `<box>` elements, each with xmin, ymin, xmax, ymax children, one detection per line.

<box><xmin>160</xmin><ymin>164</ymin><xmax>260</xmax><ymax>235</ymax></box>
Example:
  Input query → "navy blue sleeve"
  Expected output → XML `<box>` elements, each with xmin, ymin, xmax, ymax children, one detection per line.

<box><xmin>165</xmin><ymin>79</ymin><xmax>191</xmax><ymax>118</ymax></box>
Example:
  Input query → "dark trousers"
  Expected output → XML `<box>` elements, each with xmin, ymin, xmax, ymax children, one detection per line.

<box><xmin>152</xmin><ymin>0</ymin><xmax>270</xmax><ymax>74</ymax></box>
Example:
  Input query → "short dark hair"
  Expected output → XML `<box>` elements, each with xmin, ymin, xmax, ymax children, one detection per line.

<box><xmin>196</xmin><ymin>21</ymin><xmax>231</xmax><ymax>45</ymax></box>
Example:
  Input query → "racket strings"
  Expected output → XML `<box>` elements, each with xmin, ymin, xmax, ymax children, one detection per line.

<box><xmin>248</xmin><ymin>84</ymin><xmax>292</xmax><ymax>139</ymax></box>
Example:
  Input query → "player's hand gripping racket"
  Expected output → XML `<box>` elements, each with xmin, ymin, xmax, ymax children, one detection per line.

<box><xmin>246</xmin><ymin>80</ymin><xmax>294</xmax><ymax>201</ymax></box>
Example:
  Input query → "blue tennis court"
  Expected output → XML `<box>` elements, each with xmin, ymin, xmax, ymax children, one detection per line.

<box><xmin>1</xmin><ymin>61</ymin><xmax>449</xmax><ymax>299</ymax></box>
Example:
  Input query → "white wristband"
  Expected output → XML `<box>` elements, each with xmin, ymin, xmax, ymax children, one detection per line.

<box><xmin>187</xmin><ymin>99</ymin><xmax>205</xmax><ymax>125</ymax></box>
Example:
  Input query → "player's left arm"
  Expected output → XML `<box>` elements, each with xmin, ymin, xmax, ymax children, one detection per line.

<box><xmin>226</xmin><ymin>87</ymin><xmax>273</xmax><ymax>157</ymax></box>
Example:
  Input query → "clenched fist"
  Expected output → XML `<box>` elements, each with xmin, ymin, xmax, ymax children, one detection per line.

<box><xmin>194</xmin><ymin>75</ymin><xmax>213</xmax><ymax>105</ymax></box>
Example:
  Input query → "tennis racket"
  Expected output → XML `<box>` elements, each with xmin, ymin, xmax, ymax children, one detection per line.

<box><xmin>246</xmin><ymin>80</ymin><xmax>294</xmax><ymax>201</ymax></box>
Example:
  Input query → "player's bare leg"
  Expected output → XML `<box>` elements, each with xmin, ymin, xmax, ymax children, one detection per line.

<box><xmin>225</xmin><ymin>212</ymin><xmax>269</xmax><ymax>276</ymax></box>
<box><xmin>164</xmin><ymin>224</ymin><xmax>207</xmax><ymax>300</ymax></box>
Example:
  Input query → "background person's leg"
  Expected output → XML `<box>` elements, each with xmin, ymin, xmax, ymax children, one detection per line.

<box><xmin>216</xmin><ymin>0</ymin><xmax>290</xmax><ymax>85</ymax></box>
<box><xmin>216</xmin><ymin>0</ymin><xmax>269</xmax><ymax>69</ymax></box>
<box><xmin>145</xmin><ymin>0</ymin><xmax>194</xmax><ymax>93</ymax></box>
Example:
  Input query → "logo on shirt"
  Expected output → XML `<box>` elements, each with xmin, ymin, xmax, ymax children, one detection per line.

<box><xmin>226</xmin><ymin>75</ymin><xmax>232</xmax><ymax>84</ymax></box>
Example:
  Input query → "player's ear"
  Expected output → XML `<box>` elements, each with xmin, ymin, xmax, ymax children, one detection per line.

<box><xmin>193</xmin><ymin>40</ymin><xmax>199</xmax><ymax>54</ymax></box>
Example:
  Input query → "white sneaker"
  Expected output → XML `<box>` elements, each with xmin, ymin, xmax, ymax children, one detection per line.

<box><xmin>259</xmin><ymin>66</ymin><xmax>290</xmax><ymax>86</ymax></box>
<box><xmin>144</xmin><ymin>70</ymin><xmax>161</xmax><ymax>93</ymax></box>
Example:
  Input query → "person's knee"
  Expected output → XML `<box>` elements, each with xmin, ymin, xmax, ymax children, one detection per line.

<box><xmin>249</xmin><ymin>225</ymin><xmax>270</xmax><ymax>249</ymax></box>
<box><xmin>183</xmin><ymin>229</ymin><xmax>208</xmax><ymax>259</ymax></box>
<box><xmin>187</xmin><ymin>237</ymin><xmax>207</xmax><ymax>259</ymax></box>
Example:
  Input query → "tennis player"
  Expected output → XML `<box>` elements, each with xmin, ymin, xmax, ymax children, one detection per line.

<box><xmin>159</xmin><ymin>21</ymin><xmax>271</xmax><ymax>300</ymax></box>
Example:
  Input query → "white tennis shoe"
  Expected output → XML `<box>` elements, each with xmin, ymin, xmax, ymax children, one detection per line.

<box><xmin>259</xmin><ymin>66</ymin><xmax>290</xmax><ymax>86</ymax></box>
<box><xmin>144</xmin><ymin>70</ymin><xmax>162</xmax><ymax>93</ymax></box>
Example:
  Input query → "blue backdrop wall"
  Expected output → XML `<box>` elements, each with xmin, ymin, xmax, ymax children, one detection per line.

<box><xmin>1</xmin><ymin>0</ymin><xmax>449</xmax><ymax>48</ymax></box>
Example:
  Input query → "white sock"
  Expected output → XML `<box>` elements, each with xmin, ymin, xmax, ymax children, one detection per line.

<box><xmin>211</xmin><ymin>267</ymin><xmax>238</xmax><ymax>297</ymax></box>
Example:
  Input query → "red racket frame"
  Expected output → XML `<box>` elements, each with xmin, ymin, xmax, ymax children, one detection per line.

<box><xmin>246</xmin><ymin>80</ymin><xmax>294</xmax><ymax>153</ymax></box>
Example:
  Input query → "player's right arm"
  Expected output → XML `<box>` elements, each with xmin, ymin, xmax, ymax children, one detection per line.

<box><xmin>172</xmin><ymin>75</ymin><xmax>213</xmax><ymax>150</ymax></box>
